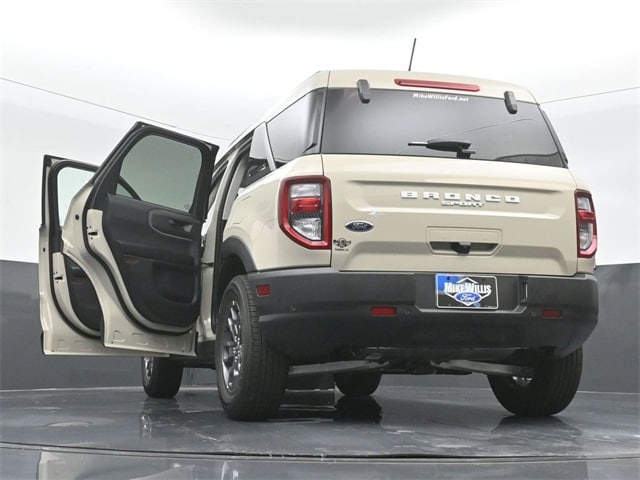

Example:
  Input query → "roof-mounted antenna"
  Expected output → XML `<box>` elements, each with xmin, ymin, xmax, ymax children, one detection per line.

<box><xmin>408</xmin><ymin>38</ymin><xmax>417</xmax><ymax>71</ymax></box>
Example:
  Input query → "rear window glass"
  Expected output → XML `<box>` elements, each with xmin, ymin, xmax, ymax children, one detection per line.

<box><xmin>321</xmin><ymin>88</ymin><xmax>565</xmax><ymax>167</ymax></box>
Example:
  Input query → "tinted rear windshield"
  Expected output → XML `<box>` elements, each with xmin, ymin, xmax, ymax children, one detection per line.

<box><xmin>321</xmin><ymin>88</ymin><xmax>565</xmax><ymax>167</ymax></box>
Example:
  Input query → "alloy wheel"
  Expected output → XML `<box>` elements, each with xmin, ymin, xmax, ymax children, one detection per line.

<box><xmin>221</xmin><ymin>300</ymin><xmax>243</xmax><ymax>393</ymax></box>
<box><xmin>143</xmin><ymin>356</ymin><xmax>153</xmax><ymax>382</ymax></box>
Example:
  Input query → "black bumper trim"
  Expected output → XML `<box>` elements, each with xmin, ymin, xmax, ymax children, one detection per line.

<box><xmin>246</xmin><ymin>268</ymin><xmax>598</xmax><ymax>364</ymax></box>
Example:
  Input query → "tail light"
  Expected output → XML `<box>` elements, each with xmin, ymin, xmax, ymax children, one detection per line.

<box><xmin>279</xmin><ymin>176</ymin><xmax>331</xmax><ymax>249</ymax></box>
<box><xmin>575</xmin><ymin>190</ymin><xmax>597</xmax><ymax>258</ymax></box>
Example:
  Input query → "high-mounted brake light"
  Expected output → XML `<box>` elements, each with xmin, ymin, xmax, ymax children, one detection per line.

<box><xmin>575</xmin><ymin>190</ymin><xmax>597</xmax><ymax>258</ymax></box>
<box><xmin>394</xmin><ymin>78</ymin><xmax>480</xmax><ymax>92</ymax></box>
<box><xmin>279</xmin><ymin>176</ymin><xmax>331</xmax><ymax>249</ymax></box>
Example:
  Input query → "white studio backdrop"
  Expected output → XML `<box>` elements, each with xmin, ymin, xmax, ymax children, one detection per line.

<box><xmin>1</xmin><ymin>0</ymin><xmax>638</xmax><ymax>265</ymax></box>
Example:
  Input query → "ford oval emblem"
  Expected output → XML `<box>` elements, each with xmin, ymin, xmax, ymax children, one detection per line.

<box><xmin>345</xmin><ymin>220</ymin><xmax>374</xmax><ymax>232</ymax></box>
<box><xmin>455</xmin><ymin>292</ymin><xmax>482</xmax><ymax>304</ymax></box>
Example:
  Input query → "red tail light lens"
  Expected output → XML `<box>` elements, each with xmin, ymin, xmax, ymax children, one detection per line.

<box><xmin>290</xmin><ymin>197</ymin><xmax>322</xmax><ymax>213</ymax></box>
<box><xmin>279</xmin><ymin>176</ymin><xmax>331</xmax><ymax>249</ymax></box>
<box><xmin>575</xmin><ymin>190</ymin><xmax>597</xmax><ymax>258</ymax></box>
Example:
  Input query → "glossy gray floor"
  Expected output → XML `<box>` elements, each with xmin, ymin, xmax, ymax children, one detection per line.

<box><xmin>1</xmin><ymin>385</ymin><xmax>638</xmax><ymax>479</ymax></box>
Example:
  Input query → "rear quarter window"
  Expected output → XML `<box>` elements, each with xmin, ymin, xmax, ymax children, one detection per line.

<box><xmin>266</xmin><ymin>89</ymin><xmax>326</xmax><ymax>164</ymax></box>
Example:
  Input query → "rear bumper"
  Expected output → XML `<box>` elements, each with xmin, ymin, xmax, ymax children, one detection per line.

<box><xmin>246</xmin><ymin>268</ymin><xmax>598</xmax><ymax>364</ymax></box>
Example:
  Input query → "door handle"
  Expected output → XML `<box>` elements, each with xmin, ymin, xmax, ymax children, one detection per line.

<box><xmin>149</xmin><ymin>210</ymin><xmax>197</xmax><ymax>237</ymax></box>
<box><xmin>167</xmin><ymin>218</ymin><xmax>193</xmax><ymax>233</ymax></box>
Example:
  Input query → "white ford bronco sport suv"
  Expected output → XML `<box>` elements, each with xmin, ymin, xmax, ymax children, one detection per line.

<box><xmin>39</xmin><ymin>70</ymin><xmax>598</xmax><ymax>420</ymax></box>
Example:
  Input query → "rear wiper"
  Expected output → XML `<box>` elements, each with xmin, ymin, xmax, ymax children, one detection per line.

<box><xmin>408</xmin><ymin>140</ymin><xmax>476</xmax><ymax>159</ymax></box>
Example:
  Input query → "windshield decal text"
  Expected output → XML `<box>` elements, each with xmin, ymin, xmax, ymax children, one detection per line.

<box><xmin>412</xmin><ymin>92</ymin><xmax>469</xmax><ymax>102</ymax></box>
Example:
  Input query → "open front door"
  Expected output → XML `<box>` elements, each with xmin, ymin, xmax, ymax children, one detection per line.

<box><xmin>40</xmin><ymin>156</ymin><xmax>110</xmax><ymax>354</ymax></box>
<box><xmin>39</xmin><ymin>123</ymin><xmax>217</xmax><ymax>356</ymax></box>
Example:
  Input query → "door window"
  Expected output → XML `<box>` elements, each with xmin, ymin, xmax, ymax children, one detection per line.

<box><xmin>56</xmin><ymin>167</ymin><xmax>94</xmax><ymax>225</ymax></box>
<box><xmin>116</xmin><ymin>135</ymin><xmax>203</xmax><ymax>212</ymax></box>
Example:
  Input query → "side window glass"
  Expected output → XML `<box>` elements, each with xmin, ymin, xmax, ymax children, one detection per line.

<box><xmin>249</xmin><ymin>123</ymin><xmax>274</xmax><ymax>166</ymax></box>
<box><xmin>240</xmin><ymin>124</ymin><xmax>275</xmax><ymax>188</ymax></box>
<box><xmin>240</xmin><ymin>123</ymin><xmax>275</xmax><ymax>188</ymax></box>
<box><xmin>57</xmin><ymin>167</ymin><xmax>94</xmax><ymax>225</ymax></box>
<box><xmin>115</xmin><ymin>178</ymin><xmax>141</xmax><ymax>199</ymax></box>
<box><xmin>266</xmin><ymin>89</ymin><xmax>326</xmax><ymax>163</ymax></box>
<box><xmin>117</xmin><ymin>135</ymin><xmax>203</xmax><ymax>212</ymax></box>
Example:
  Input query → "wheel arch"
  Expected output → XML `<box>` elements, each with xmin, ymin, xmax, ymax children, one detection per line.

<box><xmin>214</xmin><ymin>237</ymin><xmax>257</xmax><ymax>325</ymax></box>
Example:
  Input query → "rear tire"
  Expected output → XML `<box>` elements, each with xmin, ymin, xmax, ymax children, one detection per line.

<box><xmin>488</xmin><ymin>347</ymin><xmax>583</xmax><ymax>416</ymax></box>
<box><xmin>335</xmin><ymin>371</ymin><xmax>382</xmax><ymax>397</ymax></box>
<box><xmin>215</xmin><ymin>276</ymin><xmax>288</xmax><ymax>420</ymax></box>
<box><xmin>141</xmin><ymin>356</ymin><xmax>183</xmax><ymax>398</ymax></box>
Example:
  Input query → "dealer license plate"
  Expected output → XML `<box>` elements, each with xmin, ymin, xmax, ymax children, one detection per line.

<box><xmin>435</xmin><ymin>274</ymin><xmax>498</xmax><ymax>309</ymax></box>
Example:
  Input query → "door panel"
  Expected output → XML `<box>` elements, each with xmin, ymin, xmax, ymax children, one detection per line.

<box><xmin>101</xmin><ymin>194</ymin><xmax>201</xmax><ymax>328</ymax></box>
<box><xmin>63</xmin><ymin>256</ymin><xmax>102</xmax><ymax>332</ymax></box>
<box><xmin>51</xmin><ymin>252</ymin><xmax>100</xmax><ymax>335</ymax></box>
<box><xmin>105</xmin><ymin>196</ymin><xmax>199</xmax><ymax>264</ymax></box>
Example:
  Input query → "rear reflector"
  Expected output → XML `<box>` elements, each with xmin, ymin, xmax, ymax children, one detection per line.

<box><xmin>370</xmin><ymin>306</ymin><xmax>397</xmax><ymax>317</ymax></box>
<box><xmin>256</xmin><ymin>285</ymin><xmax>271</xmax><ymax>297</ymax></box>
<box><xmin>542</xmin><ymin>309</ymin><xmax>563</xmax><ymax>319</ymax></box>
<box><xmin>394</xmin><ymin>78</ymin><xmax>480</xmax><ymax>92</ymax></box>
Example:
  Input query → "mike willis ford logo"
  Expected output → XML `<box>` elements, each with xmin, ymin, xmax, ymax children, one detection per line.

<box><xmin>443</xmin><ymin>277</ymin><xmax>492</xmax><ymax>307</ymax></box>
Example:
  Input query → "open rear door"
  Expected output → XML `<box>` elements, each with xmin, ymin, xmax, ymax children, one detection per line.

<box><xmin>39</xmin><ymin>123</ymin><xmax>217</xmax><ymax>355</ymax></box>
